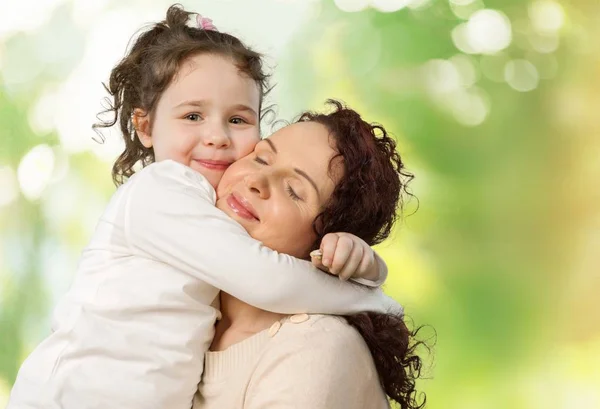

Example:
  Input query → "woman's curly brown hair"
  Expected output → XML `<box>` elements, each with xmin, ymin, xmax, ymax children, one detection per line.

<box><xmin>299</xmin><ymin>100</ymin><xmax>427</xmax><ymax>409</ymax></box>
<box><xmin>93</xmin><ymin>4</ymin><xmax>270</xmax><ymax>185</ymax></box>
<box><xmin>298</xmin><ymin>99</ymin><xmax>414</xmax><ymax>248</ymax></box>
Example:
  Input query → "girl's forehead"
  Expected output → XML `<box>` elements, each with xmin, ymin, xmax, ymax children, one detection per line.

<box><xmin>163</xmin><ymin>54</ymin><xmax>260</xmax><ymax>108</ymax></box>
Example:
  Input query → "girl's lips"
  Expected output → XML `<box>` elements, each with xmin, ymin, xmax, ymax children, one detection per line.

<box><xmin>226</xmin><ymin>193</ymin><xmax>259</xmax><ymax>221</ymax></box>
<box><xmin>194</xmin><ymin>159</ymin><xmax>232</xmax><ymax>171</ymax></box>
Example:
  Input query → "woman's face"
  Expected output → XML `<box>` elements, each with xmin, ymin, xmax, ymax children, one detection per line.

<box><xmin>216</xmin><ymin>121</ymin><xmax>343</xmax><ymax>258</ymax></box>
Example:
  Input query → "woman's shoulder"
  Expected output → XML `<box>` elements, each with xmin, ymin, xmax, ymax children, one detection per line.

<box><xmin>268</xmin><ymin>314</ymin><xmax>369</xmax><ymax>356</ymax></box>
<box><xmin>248</xmin><ymin>314</ymin><xmax>386</xmax><ymax>406</ymax></box>
<box><xmin>283</xmin><ymin>313</ymin><xmax>354</xmax><ymax>332</ymax></box>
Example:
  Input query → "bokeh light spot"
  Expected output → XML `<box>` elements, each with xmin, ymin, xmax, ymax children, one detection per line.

<box><xmin>466</xmin><ymin>9</ymin><xmax>512</xmax><ymax>54</ymax></box>
<box><xmin>17</xmin><ymin>144</ymin><xmax>55</xmax><ymax>201</ymax></box>
<box><xmin>452</xmin><ymin>23</ymin><xmax>477</xmax><ymax>54</ymax></box>
<box><xmin>450</xmin><ymin>0</ymin><xmax>484</xmax><ymax>20</ymax></box>
<box><xmin>450</xmin><ymin>0</ymin><xmax>476</xmax><ymax>5</ymax></box>
<box><xmin>528</xmin><ymin>31</ymin><xmax>560</xmax><ymax>53</ymax></box>
<box><xmin>334</xmin><ymin>0</ymin><xmax>370</xmax><ymax>12</ymax></box>
<box><xmin>529</xmin><ymin>0</ymin><xmax>565</xmax><ymax>34</ymax></box>
<box><xmin>372</xmin><ymin>0</ymin><xmax>412</xmax><ymax>12</ymax></box>
<box><xmin>0</xmin><ymin>0</ymin><xmax>65</xmax><ymax>40</ymax></box>
<box><xmin>450</xmin><ymin>53</ymin><xmax>480</xmax><ymax>87</ymax></box>
<box><xmin>451</xmin><ymin>86</ymin><xmax>490</xmax><ymax>127</ymax></box>
<box><xmin>0</xmin><ymin>166</ymin><xmax>19</xmax><ymax>207</ymax></box>
<box><xmin>504</xmin><ymin>59</ymin><xmax>540</xmax><ymax>92</ymax></box>
<box><xmin>423</xmin><ymin>59</ymin><xmax>462</xmax><ymax>95</ymax></box>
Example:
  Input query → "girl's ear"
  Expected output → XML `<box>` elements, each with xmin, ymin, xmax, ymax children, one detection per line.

<box><xmin>132</xmin><ymin>108</ymin><xmax>152</xmax><ymax>148</ymax></box>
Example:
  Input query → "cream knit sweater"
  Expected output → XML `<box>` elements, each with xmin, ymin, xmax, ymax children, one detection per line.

<box><xmin>194</xmin><ymin>314</ymin><xmax>389</xmax><ymax>409</ymax></box>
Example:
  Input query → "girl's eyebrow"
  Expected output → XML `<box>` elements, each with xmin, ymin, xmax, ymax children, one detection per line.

<box><xmin>174</xmin><ymin>100</ymin><xmax>257</xmax><ymax>117</ymax></box>
<box><xmin>174</xmin><ymin>99</ymin><xmax>208</xmax><ymax>109</ymax></box>
<box><xmin>231</xmin><ymin>104</ymin><xmax>258</xmax><ymax>117</ymax></box>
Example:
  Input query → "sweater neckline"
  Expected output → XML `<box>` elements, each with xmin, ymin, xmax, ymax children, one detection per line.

<box><xmin>203</xmin><ymin>327</ymin><xmax>271</xmax><ymax>382</ymax></box>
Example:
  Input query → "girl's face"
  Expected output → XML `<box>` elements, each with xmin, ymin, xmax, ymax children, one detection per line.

<box><xmin>215</xmin><ymin>121</ymin><xmax>343</xmax><ymax>258</ymax></box>
<box><xmin>135</xmin><ymin>53</ymin><xmax>261</xmax><ymax>188</ymax></box>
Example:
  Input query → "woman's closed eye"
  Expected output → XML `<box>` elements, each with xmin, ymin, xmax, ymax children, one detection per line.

<box><xmin>286</xmin><ymin>184</ymin><xmax>302</xmax><ymax>201</ymax></box>
<box><xmin>253</xmin><ymin>156</ymin><xmax>303</xmax><ymax>201</ymax></box>
<box><xmin>254</xmin><ymin>156</ymin><xmax>268</xmax><ymax>165</ymax></box>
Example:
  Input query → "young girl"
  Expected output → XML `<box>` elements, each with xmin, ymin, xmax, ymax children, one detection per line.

<box><xmin>8</xmin><ymin>5</ymin><xmax>399</xmax><ymax>409</ymax></box>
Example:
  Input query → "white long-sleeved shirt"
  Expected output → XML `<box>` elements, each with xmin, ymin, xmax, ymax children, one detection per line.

<box><xmin>8</xmin><ymin>160</ymin><xmax>400</xmax><ymax>409</ymax></box>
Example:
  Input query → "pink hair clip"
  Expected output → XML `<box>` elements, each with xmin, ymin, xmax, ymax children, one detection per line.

<box><xmin>196</xmin><ymin>14</ymin><xmax>218</xmax><ymax>31</ymax></box>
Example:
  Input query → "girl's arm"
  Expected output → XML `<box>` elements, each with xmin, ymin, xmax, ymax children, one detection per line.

<box><xmin>123</xmin><ymin>160</ymin><xmax>400</xmax><ymax>315</ymax></box>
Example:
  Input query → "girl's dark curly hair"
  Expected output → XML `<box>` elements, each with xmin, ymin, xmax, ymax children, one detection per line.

<box><xmin>299</xmin><ymin>100</ymin><xmax>426</xmax><ymax>409</ymax></box>
<box><xmin>94</xmin><ymin>4</ymin><xmax>270</xmax><ymax>185</ymax></box>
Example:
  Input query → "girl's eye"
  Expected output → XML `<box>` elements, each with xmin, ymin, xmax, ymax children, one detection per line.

<box><xmin>185</xmin><ymin>113</ymin><xmax>202</xmax><ymax>121</ymax></box>
<box><xmin>254</xmin><ymin>157</ymin><xmax>268</xmax><ymax>165</ymax></box>
<box><xmin>230</xmin><ymin>117</ymin><xmax>247</xmax><ymax>125</ymax></box>
<box><xmin>286</xmin><ymin>184</ymin><xmax>302</xmax><ymax>201</ymax></box>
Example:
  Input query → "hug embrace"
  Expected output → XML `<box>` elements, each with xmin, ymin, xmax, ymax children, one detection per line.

<box><xmin>8</xmin><ymin>4</ymin><xmax>428</xmax><ymax>409</ymax></box>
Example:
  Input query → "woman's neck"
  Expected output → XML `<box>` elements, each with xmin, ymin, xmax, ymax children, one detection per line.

<box><xmin>211</xmin><ymin>292</ymin><xmax>285</xmax><ymax>351</ymax></box>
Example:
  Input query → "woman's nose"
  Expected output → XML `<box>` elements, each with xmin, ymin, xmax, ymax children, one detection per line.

<box><xmin>244</xmin><ymin>173</ymin><xmax>270</xmax><ymax>199</ymax></box>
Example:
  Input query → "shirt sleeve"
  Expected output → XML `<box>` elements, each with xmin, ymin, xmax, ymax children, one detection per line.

<box><xmin>244</xmin><ymin>319</ymin><xmax>388</xmax><ymax>409</ymax></box>
<box><xmin>123</xmin><ymin>160</ymin><xmax>400</xmax><ymax>315</ymax></box>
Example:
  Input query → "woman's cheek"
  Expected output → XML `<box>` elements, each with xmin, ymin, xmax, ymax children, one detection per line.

<box><xmin>278</xmin><ymin>206</ymin><xmax>304</xmax><ymax>231</ymax></box>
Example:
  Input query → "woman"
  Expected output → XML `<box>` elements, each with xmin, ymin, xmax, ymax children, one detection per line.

<box><xmin>194</xmin><ymin>100</ymin><xmax>424</xmax><ymax>409</ymax></box>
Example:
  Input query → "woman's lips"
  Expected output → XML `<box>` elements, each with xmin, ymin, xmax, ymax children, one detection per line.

<box><xmin>194</xmin><ymin>159</ymin><xmax>232</xmax><ymax>171</ymax></box>
<box><xmin>226</xmin><ymin>193</ymin><xmax>259</xmax><ymax>221</ymax></box>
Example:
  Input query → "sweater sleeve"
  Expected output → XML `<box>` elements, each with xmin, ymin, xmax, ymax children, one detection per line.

<box><xmin>244</xmin><ymin>317</ymin><xmax>388</xmax><ymax>409</ymax></box>
<box><xmin>123</xmin><ymin>160</ymin><xmax>400</xmax><ymax>315</ymax></box>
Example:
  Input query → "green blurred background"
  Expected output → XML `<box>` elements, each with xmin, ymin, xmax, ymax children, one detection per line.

<box><xmin>1</xmin><ymin>0</ymin><xmax>599</xmax><ymax>408</ymax></box>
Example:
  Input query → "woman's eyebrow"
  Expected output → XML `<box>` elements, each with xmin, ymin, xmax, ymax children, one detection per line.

<box><xmin>294</xmin><ymin>168</ymin><xmax>320</xmax><ymax>198</ymax></box>
<box><xmin>264</xmin><ymin>138</ymin><xmax>278</xmax><ymax>153</ymax></box>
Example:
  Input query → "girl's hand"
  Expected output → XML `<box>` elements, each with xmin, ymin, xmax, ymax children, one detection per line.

<box><xmin>310</xmin><ymin>233</ymin><xmax>379</xmax><ymax>282</ymax></box>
